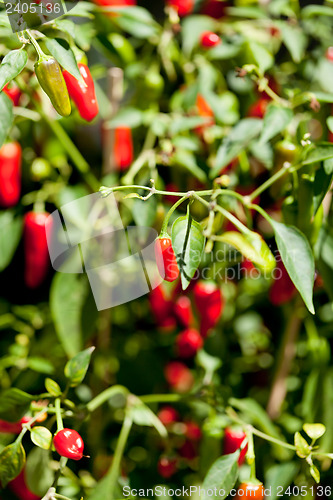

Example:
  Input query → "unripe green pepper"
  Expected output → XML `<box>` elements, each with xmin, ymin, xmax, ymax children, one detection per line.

<box><xmin>108</xmin><ymin>33</ymin><xmax>135</xmax><ymax>64</ymax></box>
<box><xmin>35</xmin><ymin>57</ymin><xmax>71</xmax><ymax>117</ymax></box>
<box><xmin>297</xmin><ymin>173</ymin><xmax>314</xmax><ymax>238</ymax></box>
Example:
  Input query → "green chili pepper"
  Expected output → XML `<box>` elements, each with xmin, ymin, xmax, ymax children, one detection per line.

<box><xmin>297</xmin><ymin>173</ymin><xmax>314</xmax><ymax>238</ymax></box>
<box><xmin>35</xmin><ymin>57</ymin><xmax>71</xmax><ymax>117</ymax></box>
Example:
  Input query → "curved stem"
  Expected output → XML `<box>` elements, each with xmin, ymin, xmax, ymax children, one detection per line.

<box><xmin>140</xmin><ymin>393</ymin><xmax>183</xmax><ymax>404</ymax></box>
<box><xmin>55</xmin><ymin>398</ymin><xmax>64</xmax><ymax>432</ymax></box>
<box><xmin>25</xmin><ymin>30</ymin><xmax>46</xmax><ymax>59</ymax></box>
<box><xmin>160</xmin><ymin>194</ymin><xmax>191</xmax><ymax>235</ymax></box>
<box><xmin>87</xmin><ymin>385</ymin><xmax>129</xmax><ymax>413</ymax></box>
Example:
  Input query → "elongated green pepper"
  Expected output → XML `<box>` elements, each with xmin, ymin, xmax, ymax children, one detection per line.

<box><xmin>35</xmin><ymin>57</ymin><xmax>71</xmax><ymax>117</ymax></box>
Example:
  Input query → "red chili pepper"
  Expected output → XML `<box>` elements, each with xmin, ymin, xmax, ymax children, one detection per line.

<box><xmin>148</xmin><ymin>284</ymin><xmax>177</xmax><ymax>331</ymax></box>
<box><xmin>247</xmin><ymin>98</ymin><xmax>269</xmax><ymax>118</ymax></box>
<box><xmin>3</xmin><ymin>83</ymin><xmax>22</xmax><ymax>106</ymax></box>
<box><xmin>157</xmin><ymin>456</ymin><xmax>177</xmax><ymax>478</ymax></box>
<box><xmin>53</xmin><ymin>428</ymin><xmax>84</xmax><ymax>460</ymax></box>
<box><xmin>8</xmin><ymin>468</ymin><xmax>39</xmax><ymax>500</ymax></box>
<box><xmin>195</xmin><ymin>94</ymin><xmax>215</xmax><ymax>135</ymax></box>
<box><xmin>157</xmin><ymin>406</ymin><xmax>179</xmax><ymax>426</ymax></box>
<box><xmin>200</xmin><ymin>0</ymin><xmax>227</xmax><ymax>18</ymax></box>
<box><xmin>178</xmin><ymin>440</ymin><xmax>197</xmax><ymax>459</ymax></box>
<box><xmin>166</xmin><ymin>0</ymin><xmax>194</xmax><ymax>17</ymax></box>
<box><xmin>155</xmin><ymin>237</ymin><xmax>179</xmax><ymax>282</ymax></box>
<box><xmin>0</xmin><ymin>142</ymin><xmax>21</xmax><ymax>208</ymax></box>
<box><xmin>114</xmin><ymin>127</ymin><xmax>134</xmax><ymax>170</ymax></box>
<box><xmin>164</xmin><ymin>361</ymin><xmax>194</xmax><ymax>393</ymax></box>
<box><xmin>200</xmin><ymin>31</ymin><xmax>221</xmax><ymax>48</ymax></box>
<box><xmin>193</xmin><ymin>281</ymin><xmax>224</xmax><ymax>337</ymax></box>
<box><xmin>93</xmin><ymin>0</ymin><xmax>136</xmax><ymax>5</ymax></box>
<box><xmin>184</xmin><ymin>421</ymin><xmax>202</xmax><ymax>441</ymax></box>
<box><xmin>176</xmin><ymin>328</ymin><xmax>203</xmax><ymax>358</ymax></box>
<box><xmin>63</xmin><ymin>63</ymin><xmax>99</xmax><ymax>122</ymax></box>
<box><xmin>24</xmin><ymin>211</ymin><xmax>52</xmax><ymax>289</ymax></box>
<box><xmin>223</xmin><ymin>426</ymin><xmax>248</xmax><ymax>465</ymax></box>
<box><xmin>326</xmin><ymin>47</ymin><xmax>333</xmax><ymax>61</ymax></box>
<box><xmin>269</xmin><ymin>259</ymin><xmax>296</xmax><ymax>306</ymax></box>
<box><xmin>0</xmin><ymin>416</ymin><xmax>32</xmax><ymax>434</ymax></box>
<box><xmin>236</xmin><ymin>482</ymin><xmax>265</xmax><ymax>500</ymax></box>
<box><xmin>174</xmin><ymin>295</ymin><xmax>193</xmax><ymax>327</ymax></box>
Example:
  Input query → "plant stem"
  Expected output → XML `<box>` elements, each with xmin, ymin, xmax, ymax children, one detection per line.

<box><xmin>25</xmin><ymin>30</ymin><xmax>46</xmax><ymax>59</ymax></box>
<box><xmin>248</xmin><ymin>164</ymin><xmax>291</xmax><ymax>202</ymax></box>
<box><xmin>140</xmin><ymin>393</ymin><xmax>183</xmax><ymax>404</ymax></box>
<box><xmin>55</xmin><ymin>398</ymin><xmax>64</xmax><ymax>432</ymax></box>
<box><xmin>87</xmin><ymin>385</ymin><xmax>129</xmax><ymax>413</ymax></box>
<box><xmin>160</xmin><ymin>194</ymin><xmax>191</xmax><ymax>234</ymax></box>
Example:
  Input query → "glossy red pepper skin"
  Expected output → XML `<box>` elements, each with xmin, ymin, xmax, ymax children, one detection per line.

<box><xmin>155</xmin><ymin>237</ymin><xmax>180</xmax><ymax>282</ymax></box>
<box><xmin>53</xmin><ymin>428</ymin><xmax>84</xmax><ymax>460</ymax></box>
<box><xmin>24</xmin><ymin>212</ymin><xmax>52</xmax><ymax>289</ymax></box>
<box><xmin>200</xmin><ymin>31</ymin><xmax>221</xmax><ymax>48</ymax></box>
<box><xmin>223</xmin><ymin>427</ymin><xmax>248</xmax><ymax>465</ymax></box>
<box><xmin>114</xmin><ymin>127</ymin><xmax>134</xmax><ymax>170</ymax></box>
<box><xmin>174</xmin><ymin>296</ymin><xmax>193</xmax><ymax>327</ymax></box>
<box><xmin>3</xmin><ymin>83</ymin><xmax>22</xmax><ymax>106</ymax></box>
<box><xmin>157</xmin><ymin>406</ymin><xmax>179</xmax><ymax>426</ymax></box>
<box><xmin>176</xmin><ymin>328</ymin><xmax>203</xmax><ymax>358</ymax></box>
<box><xmin>193</xmin><ymin>281</ymin><xmax>224</xmax><ymax>337</ymax></box>
<box><xmin>63</xmin><ymin>64</ymin><xmax>99</xmax><ymax>122</ymax></box>
<box><xmin>8</xmin><ymin>468</ymin><xmax>39</xmax><ymax>500</ymax></box>
<box><xmin>166</xmin><ymin>0</ymin><xmax>194</xmax><ymax>17</ymax></box>
<box><xmin>164</xmin><ymin>361</ymin><xmax>194</xmax><ymax>393</ymax></box>
<box><xmin>269</xmin><ymin>259</ymin><xmax>296</xmax><ymax>306</ymax></box>
<box><xmin>157</xmin><ymin>456</ymin><xmax>177</xmax><ymax>478</ymax></box>
<box><xmin>247</xmin><ymin>98</ymin><xmax>269</xmax><ymax>118</ymax></box>
<box><xmin>236</xmin><ymin>482</ymin><xmax>265</xmax><ymax>500</ymax></box>
<box><xmin>0</xmin><ymin>142</ymin><xmax>21</xmax><ymax>208</ymax></box>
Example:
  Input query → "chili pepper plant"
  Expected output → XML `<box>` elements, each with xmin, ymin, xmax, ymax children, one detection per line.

<box><xmin>0</xmin><ymin>0</ymin><xmax>333</xmax><ymax>499</ymax></box>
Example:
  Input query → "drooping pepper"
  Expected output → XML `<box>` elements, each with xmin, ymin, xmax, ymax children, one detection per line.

<box><xmin>3</xmin><ymin>83</ymin><xmax>22</xmax><ymax>106</ymax></box>
<box><xmin>176</xmin><ymin>328</ymin><xmax>203</xmax><ymax>358</ymax></box>
<box><xmin>0</xmin><ymin>142</ymin><xmax>22</xmax><ymax>208</ymax></box>
<box><xmin>193</xmin><ymin>280</ymin><xmax>224</xmax><ymax>337</ymax></box>
<box><xmin>53</xmin><ymin>428</ymin><xmax>84</xmax><ymax>460</ymax></box>
<box><xmin>114</xmin><ymin>127</ymin><xmax>134</xmax><ymax>170</ymax></box>
<box><xmin>24</xmin><ymin>211</ymin><xmax>52</xmax><ymax>289</ymax></box>
<box><xmin>166</xmin><ymin>0</ymin><xmax>194</xmax><ymax>17</ymax></box>
<box><xmin>35</xmin><ymin>56</ymin><xmax>71</xmax><ymax>117</ymax></box>
<box><xmin>223</xmin><ymin>426</ymin><xmax>248</xmax><ymax>465</ymax></box>
<box><xmin>155</xmin><ymin>237</ymin><xmax>179</xmax><ymax>282</ymax></box>
<box><xmin>63</xmin><ymin>63</ymin><xmax>99</xmax><ymax>122</ymax></box>
<box><xmin>8</xmin><ymin>468</ymin><xmax>39</xmax><ymax>500</ymax></box>
<box><xmin>0</xmin><ymin>416</ymin><xmax>32</xmax><ymax>434</ymax></box>
<box><xmin>174</xmin><ymin>295</ymin><xmax>193</xmax><ymax>327</ymax></box>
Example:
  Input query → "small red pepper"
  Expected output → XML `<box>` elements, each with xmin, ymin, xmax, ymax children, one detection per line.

<box><xmin>166</xmin><ymin>0</ymin><xmax>194</xmax><ymax>17</ymax></box>
<box><xmin>0</xmin><ymin>142</ymin><xmax>21</xmax><ymax>208</ymax></box>
<box><xmin>3</xmin><ymin>83</ymin><xmax>22</xmax><ymax>106</ymax></box>
<box><xmin>155</xmin><ymin>237</ymin><xmax>179</xmax><ymax>282</ymax></box>
<box><xmin>53</xmin><ymin>428</ymin><xmax>84</xmax><ymax>460</ymax></box>
<box><xmin>148</xmin><ymin>284</ymin><xmax>176</xmax><ymax>330</ymax></box>
<box><xmin>176</xmin><ymin>328</ymin><xmax>203</xmax><ymax>358</ymax></box>
<box><xmin>0</xmin><ymin>416</ymin><xmax>32</xmax><ymax>434</ymax></box>
<box><xmin>326</xmin><ymin>47</ymin><xmax>333</xmax><ymax>61</ymax></box>
<box><xmin>164</xmin><ymin>361</ymin><xmax>194</xmax><ymax>392</ymax></box>
<box><xmin>114</xmin><ymin>127</ymin><xmax>134</xmax><ymax>170</ymax></box>
<box><xmin>223</xmin><ymin>426</ymin><xmax>248</xmax><ymax>465</ymax></box>
<box><xmin>200</xmin><ymin>31</ymin><xmax>221</xmax><ymax>48</ymax></box>
<box><xmin>178</xmin><ymin>440</ymin><xmax>197</xmax><ymax>459</ymax></box>
<box><xmin>193</xmin><ymin>281</ymin><xmax>224</xmax><ymax>337</ymax></box>
<box><xmin>93</xmin><ymin>0</ymin><xmax>136</xmax><ymax>5</ymax></box>
<box><xmin>8</xmin><ymin>468</ymin><xmax>39</xmax><ymax>500</ymax></box>
<box><xmin>184</xmin><ymin>421</ymin><xmax>202</xmax><ymax>441</ymax></box>
<box><xmin>24</xmin><ymin>211</ymin><xmax>52</xmax><ymax>289</ymax></box>
<box><xmin>157</xmin><ymin>456</ymin><xmax>177</xmax><ymax>478</ymax></box>
<box><xmin>269</xmin><ymin>259</ymin><xmax>296</xmax><ymax>306</ymax></box>
<box><xmin>63</xmin><ymin>63</ymin><xmax>99</xmax><ymax>122</ymax></box>
<box><xmin>174</xmin><ymin>295</ymin><xmax>193</xmax><ymax>327</ymax></box>
<box><xmin>236</xmin><ymin>482</ymin><xmax>265</xmax><ymax>500</ymax></box>
<box><xmin>200</xmin><ymin>0</ymin><xmax>227</xmax><ymax>18</ymax></box>
<box><xmin>157</xmin><ymin>406</ymin><xmax>179</xmax><ymax>426</ymax></box>
<box><xmin>247</xmin><ymin>98</ymin><xmax>269</xmax><ymax>118</ymax></box>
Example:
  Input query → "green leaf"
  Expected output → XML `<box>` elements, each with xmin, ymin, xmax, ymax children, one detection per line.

<box><xmin>294</xmin><ymin>431</ymin><xmax>311</xmax><ymax>458</ymax></box>
<box><xmin>202</xmin><ymin>452</ymin><xmax>239</xmax><ymax>500</ymax></box>
<box><xmin>50</xmin><ymin>273</ymin><xmax>89</xmax><ymax>358</ymax></box>
<box><xmin>0</xmin><ymin>49</ymin><xmax>28</xmax><ymax>92</ymax></box>
<box><xmin>45</xmin><ymin>378</ymin><xmax>62</xmax><ymax>397</ymax></box>
<box><xmin>31</xmin><ymin>427</ymin><xmax>53</xmax><ymax>450</ymax></box>
<box><xmin>44</xmin><ymin>38</ymin><xmax>83</xmax><ymax>83</ymax></box>
<box><xmin>130</xmin><ymin>401</ymin><xmax>167</xmax><ymax>438</ymax></box>
<box><xmin>303</xmin><ymin>423</ymin><xmax>326</xmax><ymax>440</ymax></box>
<box><xmin>316</xmin><ymin>59</ymin><xmax>333</xmax><ymax>94</ymax></box>
<box><xmin>26</xmin><ymin>448</ymin><xmax>54</xmax><ymax>497</ymax></box>
<box><xmin>0</xmin><ymin>211</ymin><xmax>22</xmax><ymax>272</ymax></box>
<box><xmin>171</xmin><ymin>149</ymin><xmax>207</xmax><ymax>183</ymax></box>
<box><xmin>247</xmin><ymin>40</ymin><xmax>274</xmax><ymax>73</ymax></box>
<box><xmin>259</xmin><ymin>105</ymin><xmax>293</xmax><ymax>144</ymax></box>
<box><xmin>107</xmin><ymin>6</ymin><xmax>160</xmax><ymax>38</ymax></box>
<box><xmin>107</xmin><ymin>107</ymin><xmax>143</xmax><ymax>128</ymax></box>
<box><xmin>302</xmin><ymin>5</ymin><xmax>333</xmax><ymax>17</ymax></box>
<box><xmin>313</xmin><ymin>163</ymin><xmax>333</xmax><ymax>214</ymax></box>
<box><xmin>197</xmin><ymin>350</ymin><xmax>222</xmax><ymax>375</ymax></box>
<box><xmin>0</xmin><ymin>442</ymin><xmax>26</xmax><ymax>487</ymax></box>
<box><xmin>270</xmin><ymin>220</ymin><xmax>315</xmax><ymax>314</ymax></box>
<box><xmin>218</xmin><ymin>231</ymin><xmax>276</xmax><ymax>273</ymax></box>
<box><xmin>0</xmin><ymin>91</ymin><xmax>13</xmax><ymax>149</ymax></box>
<box><xmin>303</xmin><ymin>145</ymin><xmax>333</xmax><ymax>165</ymax></box>
<box><xmin>0</xmin><ymin>388</ymin><xmax>33</xmax><ymax>422</ymax></box>
<box><xmin>310</xmin><ymin>464</ymin><xmax>320</xmax><ymax>484</ymax></box>
<box><xmin>132</xmin><ymin>196</ymin><xmax>157</xmax><ymax>228</ymax></box>
<box><xmin>182</xmin><ymin>15</ymin><xmax>216</xmax><ymax>56</ymax></box>
<box><xmin>171</xmin><ymin>214</ymin><xmax>205</xmax><ymax>290</ymax></box>
<box><xmin>279</xmin><ymin>23</ymin><xmax>307</xmax><ymax>63</ymax></box>
<box><xmin>203</xmin><ymin>91</ymin><xmax>240</xmax><ymax>126</ymax></box>
<box><xmin>211</xmin><ymin>118</ymin><xmax>262</xmax><ymax>177</ymax></box>
<box><xmin>265</xmin><ymin>462</ymin><xmax>299</xmax><ymax>500</ymax></box>
<box><xmin>169</xmin><ymin>116</ymin><xmax>211</xmax><ymax>136</ymax></box>
<box><xmin>65</xmin><ymin>346</ymin><xmax>95</xmax><ymax>387</ymax></box>
<box><xmin>27</xmin><ymin>357</ymin><xmax>54</xmax><ymax>374</ymax></box>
